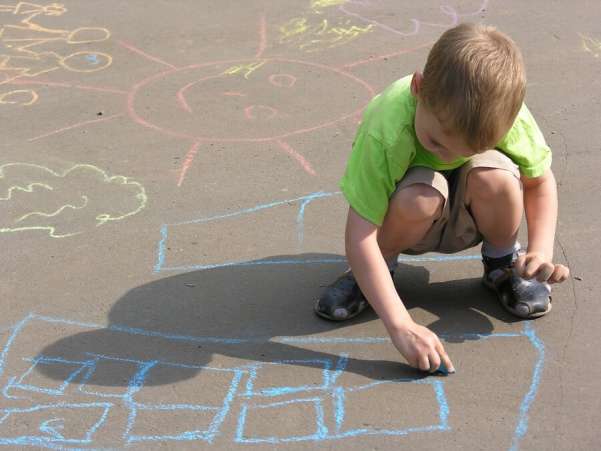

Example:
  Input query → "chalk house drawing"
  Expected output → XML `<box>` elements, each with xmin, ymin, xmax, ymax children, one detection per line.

<box><xmin>0</xmin><ymin>314</ymin><xmax>544</xmax><ymax>448</ymax></box>
<box><xmin>154</xmin><ymin>191</ymin><xmax>483</xmax><ymax>273</ymax></box>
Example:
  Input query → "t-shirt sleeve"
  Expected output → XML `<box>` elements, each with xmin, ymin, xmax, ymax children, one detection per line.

<box><xmin>496</xmin><ymin>103</ymin><xmax>552</xmax><ymax>178</ymax></box>
<box><xmin>339</xmin><ymin>126</ymin><xmax>412</xmax><ymax>226</ymax></box>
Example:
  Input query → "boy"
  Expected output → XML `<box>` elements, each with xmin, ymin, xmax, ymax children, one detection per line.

<box><xmin>314</xmin><ymin>23</ymin><xmax>570</xmax><ymax>374</ymax></box>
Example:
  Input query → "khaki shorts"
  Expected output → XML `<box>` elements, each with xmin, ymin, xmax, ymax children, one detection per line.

<box><xmin>397</xmin><ymin>150</ymin><xmax>521</xmax><ymax>255</ymax></box>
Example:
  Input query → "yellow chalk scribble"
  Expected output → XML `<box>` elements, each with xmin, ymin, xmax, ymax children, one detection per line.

<box><xmin>16</xmin><ymin>194</ymin><xmax>87</xmax><ymax>222</ymax></box>
<box><xmin>311</xmin><ymin>0</ymin><xmax>347</xmax><ymax>12</ymax></box>
<box><xmin>222</xmin><ymin>60</ymin><xmax>266</xmax><ymax>79</ymax></box>
<box><xmin>580</xmin><ymin>33</ymin><xmax>601</xmax><ymax>58</ymax></box>
<box><xmin>0</xmin><ymin>2</ymin><xmax>112</xmax><ymax>106</ymax></box>
<box><xmin>0</xmin><ymin>163</ymin><xmax>147</xmax><ymax>238</ymax></box>
<box><xmin>279</xmin><ymin>17</ymin><xmax>372</xmax><ymax>53</ymax></box>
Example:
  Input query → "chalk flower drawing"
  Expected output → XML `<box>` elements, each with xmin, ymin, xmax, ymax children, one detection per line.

<box><xmin>0</xmin><ymin>163</ymin><xmax>147</xmax><ymax>238</ymax></box>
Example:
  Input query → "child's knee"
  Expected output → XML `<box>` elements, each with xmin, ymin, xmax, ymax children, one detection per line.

<box><xmin>389</xmin><ymin>183</ymin><xmax>445</xmax><ymax>222</ymax></box>
<box><xmin>467</xmin><ymin>167</ymin><xmax>521</xmax><ymax>201</ymax></box>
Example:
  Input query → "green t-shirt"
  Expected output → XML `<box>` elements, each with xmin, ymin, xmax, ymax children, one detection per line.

<box><xmin>340</xmin><ymin>75</ymin><xmax>552</xmax><ymax>226</ymax></box>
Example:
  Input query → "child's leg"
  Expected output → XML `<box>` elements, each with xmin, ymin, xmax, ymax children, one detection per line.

<box><xmin>315</xmin><ymin>168</ymin><xmax>448</xmax><ymax>321</ymax></box>
<box><xmin>378</xmin><ymin>182</ymin><xmax>445</xmax><ymax>263</ymax></box>
<box><xmin>465</xmin><ymin>167</ymin><xmax>522</xmax><ymax>251</ymax></box>
<box><xmin>460</xmin><ymin>152</ymin><xmax>551</xmax><ymax>318</ymax></box>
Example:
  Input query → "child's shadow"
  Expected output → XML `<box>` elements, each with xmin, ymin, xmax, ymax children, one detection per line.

<box><xmin>36</xmin><ymin>253</ymin><xmax>514</xmax><ymax>387</ymax></box>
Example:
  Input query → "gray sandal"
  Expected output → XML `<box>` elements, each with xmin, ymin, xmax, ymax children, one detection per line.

<box><xmin>314</xmin><ymin>271</ymin><xmax>371</xmax><ymax>321</ymax></box>
<box><xmin>483</xmin><ymin>267</ymin><xmax>552</xmax><ymax>319</ymax></box>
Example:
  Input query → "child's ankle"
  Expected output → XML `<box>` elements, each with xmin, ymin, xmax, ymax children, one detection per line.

<box><xmin>481</xmin><ymin>241</ymin><xmax>520</xmax><ymax>260</ymax></box>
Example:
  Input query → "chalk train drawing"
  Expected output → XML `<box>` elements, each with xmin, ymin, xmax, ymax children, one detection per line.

<box><xmin>0</xmin><ymin>2</ymin><xmax>112</xmax><ymax>106</ymax></box>
<box><xmin>154</xmin><ymin>191</ymin><xmax>480</xmax><ymax>273</ymax></box>
<box><xmin>0</xmin><ymin>163</ymin><xmax>147</xmax><ymax>238</ymax></box>
<box><xmin>0</xmin><ymin>313</ymin><xmax>543</xmax><ymax>448</ymax></box>
<box><xmin>579</xmin><ymin>33</ymin><xmax>601</xmax><ymax>58</ymax></box>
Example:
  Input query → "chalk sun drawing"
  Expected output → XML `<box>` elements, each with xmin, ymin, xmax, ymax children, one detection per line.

<box><xmin>0</xmin><ymin>314</ymin><xmax>543</xmax><ymax>448</ymax></box>
<box><xmin>0</xmin><ymin>163</ymin><xmax>147</xmax><ymax>238</ymax></box>
<box><xmin>0</xmin><ymin>1</ymin><xmax>112</xmax><ymax>106</ymax></box>
<box><xmin>6</xmin><ymin>0</ymin><xmax>491</xmax><ymax>188</ymax></box>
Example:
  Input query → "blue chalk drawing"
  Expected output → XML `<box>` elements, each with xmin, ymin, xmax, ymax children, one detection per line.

<box><xmin>153</xmin><ymin>191</ymin><xmax>480</xmax><ymax>273</ymax></box>
<box><xmin>4</xmin><ymin>356</ymin><xmax>92</xmax><ymax>398</ymax></box>
<box><xmin>0</xmin><ymin>402</ymin><xmax>112</xmax><ymax>447</ymax></box>
<box><xmin>510</xmin><ymin>321</ymin><xmax>545</xmax><ymax>451</ymax></box>
<box><xmin>235</xmin><ymin>353</ymin><xmax>449</xmax><ymax>443</ymax></box>
<box><xmin>0</xmin><ymin>313</ymin><xmax>543</xmax><ymax>449</ymax></box>
<box><xmin>84</xmin><ymin>54</ymin><xmax>99</xmax><ymax>64</ymax></box>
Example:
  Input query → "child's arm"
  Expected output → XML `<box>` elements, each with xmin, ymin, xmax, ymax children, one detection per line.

<box><xmin>516</xmin><ymin>168</ymin><xmax>570</xmax><ymax>283</ymax></box>
<box><xmin>345</xmin><ymin>207</ymin><xmax>455</xmax><ymax>373</ymax></box>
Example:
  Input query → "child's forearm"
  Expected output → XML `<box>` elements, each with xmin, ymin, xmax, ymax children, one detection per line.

<box><xmin>345</xmin><ymin>209</ymin><xmax>412</xmax><ymax>332</ymax></box>
<box><xmin>523</xmin><ymin>168</ymin><xmax>558</xmax><ymax>260</ymax></box>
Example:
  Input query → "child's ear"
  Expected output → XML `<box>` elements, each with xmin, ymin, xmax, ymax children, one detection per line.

<box><xmin>410</xmin><ymin>71</ymin><xmax>423</xmax><ymax>96</ymax></box>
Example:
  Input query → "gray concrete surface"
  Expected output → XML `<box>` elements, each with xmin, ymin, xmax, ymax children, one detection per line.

<box><xmin>1</xmin><ymin>1</ymin><xmax>600</xmax><ymax>449</ymax></box>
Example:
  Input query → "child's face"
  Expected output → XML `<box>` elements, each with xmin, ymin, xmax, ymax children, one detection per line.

<box><xmin>410</xmin><ymin>71</ymin><xmax>478</xmax><ymax>163</ymax></box>
<box><xmin>413</xmin><ymin>100</ymin><xmax>478</xmax><ymax>163</ymax></box>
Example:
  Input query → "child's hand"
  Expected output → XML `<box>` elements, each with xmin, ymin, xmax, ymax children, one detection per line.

<box><xmin>389</xmin><ymin>320</ymin><xmax>455</xmax><ymax>374</ymax></box>
<box><xmin>514</xmin><ymin>251</ymin><xmax>570</xmax><ymax>284</ymax></box>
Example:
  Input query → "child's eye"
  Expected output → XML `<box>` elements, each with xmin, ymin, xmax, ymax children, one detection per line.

<box><xmin>431</xmin><ymin>138</ymin><xmax>445</xmax><ymax>150</ymax></box>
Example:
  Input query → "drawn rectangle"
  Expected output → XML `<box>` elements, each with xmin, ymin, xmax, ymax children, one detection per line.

<box><xmin>134</xmin><ymin>363</ymin><xmax>239</xmax><ymax>406</ymax></box>
<box><xmin>163</xmin><ymin>202</ymin><xmax>298</xmax><ymax>269</ymax></box>
<box><xmin>0</xmin><ymin>403</ymin><xmax>111</xmax><ymax>445</ymax></box>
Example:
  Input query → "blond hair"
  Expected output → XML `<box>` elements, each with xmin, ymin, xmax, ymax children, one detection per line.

<box><xmin>420</xmin><ymin>23</ymin><xmax>526</xmax><ymax>151</ymax></box>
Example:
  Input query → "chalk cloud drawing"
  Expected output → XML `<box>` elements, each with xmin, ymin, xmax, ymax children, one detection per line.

<box><xmin>0</xmin><ymin>2</ymin><xmax>112</xmax><ymax>106</ymax></box>
<box><xmin>0</xmin><ymin>314</ymin><xmax>544</xmax><ymax>448</ymax></box>
<box><xmin>0</xmin><ymin>163</ymin><xmax>147</xmax><ymax>238</ymax></box>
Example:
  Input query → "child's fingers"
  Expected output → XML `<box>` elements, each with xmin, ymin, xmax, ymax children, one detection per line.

<box><xmin>427</xmin><ymin>352</ymin><xmax>442</xmax><ymax>373</ymax></box>
<box><xmin>521</xmin><ymin>254</ymin><xmax>548</xmax><ymax>279</ymax></box>
<box><xmin>549</xmin><ymin>264</ymin><xmax>570</xmax><ymax>284</ymax></box>
<box><xmin>435</xmin><ymin>341</ymin><xmax>456</xmax><ymax>373</ymax></box>
<box><xmin>535</xmin><ymin>262</ymin><xmax>555</xmax><ymax>282</ymax></box>
<box><xmin>417</xmin><ymin>354</ymin><xmax>431</xmax><ymax>372</ymax></box>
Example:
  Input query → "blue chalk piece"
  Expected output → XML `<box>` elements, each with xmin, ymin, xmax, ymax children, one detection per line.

<box><xmin>435</xmin><ymin>362</ymin><xmax>449</xmax><ymax>376</ymax></box>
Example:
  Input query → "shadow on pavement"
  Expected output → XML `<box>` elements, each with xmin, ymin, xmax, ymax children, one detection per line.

<box><xmin>36</xmin><ymin>253</ymin><xmax>514</xmax><ymax>386</ymax></box>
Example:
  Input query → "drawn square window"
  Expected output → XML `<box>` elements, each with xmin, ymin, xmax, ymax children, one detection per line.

<box><xmin>78</xmin><ymin>356</ymin><xmax>146</xmax><ymax>398</ymax></box>
<box><xmin>5</xmin><ymin>356</ymin><xmax>90</xmax><ymax>397</ymax></box>
<box><xmin>333</xmin><ymin>380</ymin><xmax>448</xmax><ymax>437</ymax></box>
<box><xmin>0</xmin><ymin>403</ymin><xmax>111</xmax><ymax>445</ymax></box>
<box><xmin>237</xmin><ymin>398</ymin><xmax>327</xmax><ymax>443</ymax></box>
<box><xmin>126</xmin><ymin>405</ymin><xmax>222</xmax><ymax>444</ymax></box>
<box><xmin>133</xmin><ymin>363</ymin><xmax>239</xmax><ymax>407</ymax></box>
<box><xmin>244</xmin><ymin>359</ymin><xmax>332</xmax><ymax>397</ymax></box>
